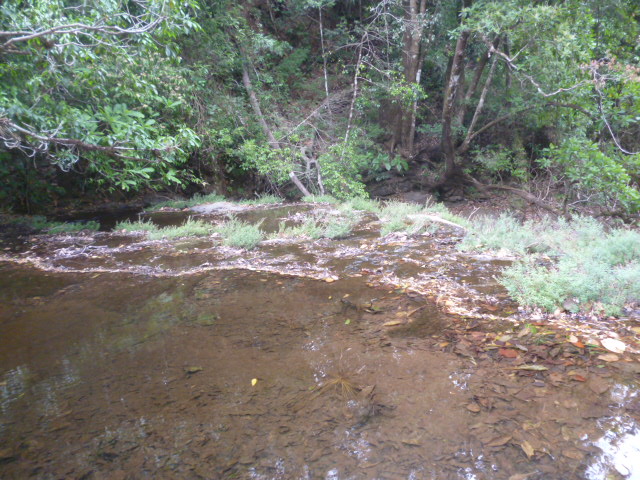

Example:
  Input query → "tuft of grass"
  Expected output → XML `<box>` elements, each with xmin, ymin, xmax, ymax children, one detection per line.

<box><xmin>115</xmin><ymin>218</ymin><xmax>213</xmax><ymax>239</ymax></box>
<box><xmin>345</xmin><ymin>197</ymin><xmax>380</xmax><ymax>213</ymax></box>
<box><xmin>269</xmin><ymin>210</ymin><xmax>359</xmax><ymax>240</ymax></box>
<box><xmin>378</xmin><ymin>201</ymin><xmax>422</xmax><ymax>236</ymax></box>
<box><xmin>216</xmin><ymin>217</ymin><xmax>264</xmax><ymax>249</ymax></box>
<box><xmin>240</xmin><ymin>194</ymin><xmax>283</xmax><ymax>205</ymax></box>
<box><xmin>47</xmin><ymin>221</ymin><xmax>100</xmax><ymax>233</ymax></box>
<box><xmin>4</xmin><ymin>215</ymin><xmax>100</xmax><ymax>233</ymax></box>
<box><xmin>302</xmin><ymin>195</ymin><xmax>339</xmax><ymax>204</ymax></box>
<box><xmin>148</xmin><ymin>218</ymin><xmax>213</xmax><ymax>240</ymax></box>
<box><xmin>148</xmin><ymin>192</ymin><xmax>226</xmax><ymax>211</ymax></box>
<box><xmin>115</xmin><ymin>219</ymin><xmax>158</xmax><ymax>233</ymax></box>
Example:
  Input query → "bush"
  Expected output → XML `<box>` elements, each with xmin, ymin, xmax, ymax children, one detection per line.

<box><xmin>466</xmin><ymin>213</ymin><xmax>640</xmax><ymax>314</ymax></box>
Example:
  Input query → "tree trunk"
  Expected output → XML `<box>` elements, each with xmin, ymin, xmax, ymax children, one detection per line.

<box><xmin>441</xmin><ymin>30</ymin><xmax>470</xmax><ymax>180</ymax></box>
<box><xmin>391</xmin><ymin>0</ymin><xmax>428</xmax><ymax>158</ymax></box>
<box><xmin>240</xmin><ymin>61</ymin><xmax>310</xmax><ymax>197</ymax></box>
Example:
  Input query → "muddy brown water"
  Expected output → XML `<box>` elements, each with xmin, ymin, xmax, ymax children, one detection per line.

<box><xmin>1</xmin><ymin>204</ymin><xmax>639</xmax><ymax>479</ymax></box>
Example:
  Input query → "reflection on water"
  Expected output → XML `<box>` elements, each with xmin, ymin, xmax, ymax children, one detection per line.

<box><xmin>587</xmin><ymin>418</ymin><xmax>640</xmax><ymax>479</ymax></box>
<box><xmin>586</xmin><ymin>383</ymin><xmax>640</xmax><ymax>480</ymax></box>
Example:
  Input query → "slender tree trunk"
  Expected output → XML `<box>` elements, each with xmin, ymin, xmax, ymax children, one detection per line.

<box><xmin>240</xmin><ymin>61</ymin><xmax>310</xmax><ymax>196</ymax></box>
<box><xmin>342</xmin><ymin>42</ymin><xmax>363</xmax><ymax>154</ymax></box>
<box><xmin>455</xmin><ymin>35</ymin><xmax>500</xmax><ymax>125</ymax></box>
<box><xmin>319</xmin><ymin>6</ymin><xmax>329</xmax><ymax>99</ymax></box>
<box><xmin>391</xmin><ymin>0</ymin><xmax>428</xmax><ymax>158</ymax></box>
<box><xmin>441</xmin><ymin>30</ymin><xmax>470</xmax><ymax>179</ymax></box>
<box><xmin>457</xmin><ymin>52</ymin><xmax>498</xmax><ymax>154</ymax></box>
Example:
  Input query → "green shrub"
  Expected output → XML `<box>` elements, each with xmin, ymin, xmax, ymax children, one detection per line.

<box><xmin>459</xmin><ymin>213</ymin><xmax>541</xmax><ymax>254</ymax></box>
<box><xmin>474</xmin><ymin>214</ymin><xmax>640</xmax><ymax>314</ymax></box>
<box><xmin>216</xmin><ymin>217</ymin><xmax>263</xmax><ymax>249</ymax></box>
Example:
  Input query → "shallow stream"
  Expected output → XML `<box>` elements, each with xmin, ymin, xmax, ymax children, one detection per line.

<box><xmin>1</xmin><ymin>203</ymin><xmax>639</xmax><ymax>479</ymax></box>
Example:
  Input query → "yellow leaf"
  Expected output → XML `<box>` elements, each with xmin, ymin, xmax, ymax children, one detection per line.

<box><xmin>383</xmin><ymin>320</ymin><xmax>403</xmax><ymax>327</ymax></box>
<box><xmin>521</xmin><ymin>440</ymin><xmax>534</xmax><ymax>459</ymax></box>
<box><xmin>251</xmin><ymin>378</ymin><xmax>258</xmax><ymax>386</ymax></box>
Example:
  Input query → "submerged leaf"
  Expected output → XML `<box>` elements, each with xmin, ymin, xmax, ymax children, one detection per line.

<box><xmin>514</xmin><ymin>365</ymin><xmax>548</xmax><ymax>371</ymax></box>
<box><xmin>601</xmin><ymin>338</ymin><xmax>626</xmax><ymax>354</ymax></box>
<box><xmin>520</xmin><ymin>440</ymin><xmax>535</xmax><ymax>459</ymax></box>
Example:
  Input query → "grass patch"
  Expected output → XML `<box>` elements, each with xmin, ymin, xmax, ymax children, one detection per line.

<box><xmin>148</xmin><ymin>192</ymin><xmax>226</xmax><ymax>211</ymax></box>
<box><xmin>462</xmin><ymin>214</ymin><xmax>640</xmax><ymax>315</ymax></box>
<box><xmin>345</xmin><ymin>197</ymin><xmax>380</xmax><ymax>213</ymax></box>
<box><xmin>47</xmin><ymin>221</ymin><xmax>100</xmax><ymax>233</ymax></box>
<box><xmin>378</xmin><ymin>201</ymin><xmax>423</xmax><ymax>236</ymax></box>
<box><xmin>148</xmin><ymin>218</ymin><xmax>213</xmax><ymax>240</ymax></box>
<box><xmin>115</xmin><ymin>219</ymin><xmax>158</xmax><ymax>233</ymax></box>
<box><xmin>116</xmin><ymin>218</ymin><xmax>213</xmax><ymax>239</ymax></box>
<box><xmin>4</xmin><ymin>215</ymin><xmax>100</xmax><ymax>233</ymax></box>
<box><xmin>302</xmin><ymin>195</ymin><xmax>339</xmax><ymax>204</ymax></box>
<box><xmin>270</xmin><ymin>210</ymin><xmax>359</xmax><ymax>240</ymax></box>
<box><xmin>216</xmin><ymin>217</ymin><xmax>264</xmax><ymax>249</ymax></box>
<box><xmin>240</xmin><ymin>194</ymin><xmax>283</xmax><ymax>205</ymax></box>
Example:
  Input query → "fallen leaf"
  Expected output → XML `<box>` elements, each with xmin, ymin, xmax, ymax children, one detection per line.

<box><xmin>630</xmin><ymin>327</ymin><xmax>640</xmax><ymax>335</ymax></box>
<box><xmin>588</xmin><ymin>377</ymin><xmax>610</xmax><ymax>394</ymax></box>
<box><xmin>602</xmin><ymin>338</ymin><xmax>626</xmax><ymax>354</ymax></box>
<box><xmin>509</xmin><ymin>473</ymin><xmax>536</xmax><ymax>480</ymax></box>
<box><xmin>514</xmin><ymin>365</ymin><xmax>548</xmax><ymax>371</ymax></box>
<box><xmin>401</xmin><ymin>437</ymin><xmax>422</xmax><ymax>446</ymax></box>
<box><xmin>572</xmin><ymin>374</ymin><xmax>587</xmax><ymax>382</ymax></box>
<box><xmin>597</xmin><ymin>353</ymin><xmax>619</xmax><ymax>362</ymax></box>
<box><xmin>251</xmin><ymin>378</ymin><xmax>258</xmax><ymax>386</ymax></box>
<box><xmin>344</xmin><ymin>319</ymin><xmax>351</xmax><ymax>325</ymax></box>
<box><xmin>499</xmin><ymin>348</ymin><xmax>519</xmax><ymax>358</ymax></box>
<box><xmin>325</xmin><ymin>277</ymin><xmax>337</xmax><ymax>283</ymax></box>
<box><xmin>184</xmin><ymin>366</ymin><xmax>203</xmax><ymax>374</ymax></box>
<box><xmin>466</xmin><ymin>403</ymin><xmax>481</xmax><ymax>413</ymax></box>
<box><xmin>562</xmin><ymin>449</ymin><xmax>584</xmax><ymax>460</ymax></box>
<box><xmin>383</xmin><ymin>320</ymin><xmax>403</xmax><ymax>327</ymax></box>
<box><xmin>487</xmin><ymin>435</ymin><xmax>512</xmax><ymax>447</ymax></box>
<box><xmin>520</xmin><ymin>440</ymin><xmax>535</xmax><ymax>459</ymax></box>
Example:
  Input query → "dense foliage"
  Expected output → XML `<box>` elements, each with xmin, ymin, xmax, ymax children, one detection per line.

<box><xmin>1</xmin><ymin>0</ymin><xmax>639</xmax><ymax>216</ymax></box>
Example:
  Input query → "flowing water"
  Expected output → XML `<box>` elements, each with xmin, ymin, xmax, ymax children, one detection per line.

<box><xmin>1</xmin><ymin>203</ymin><xmax>639</xmax><ymax>479</ymax></box>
